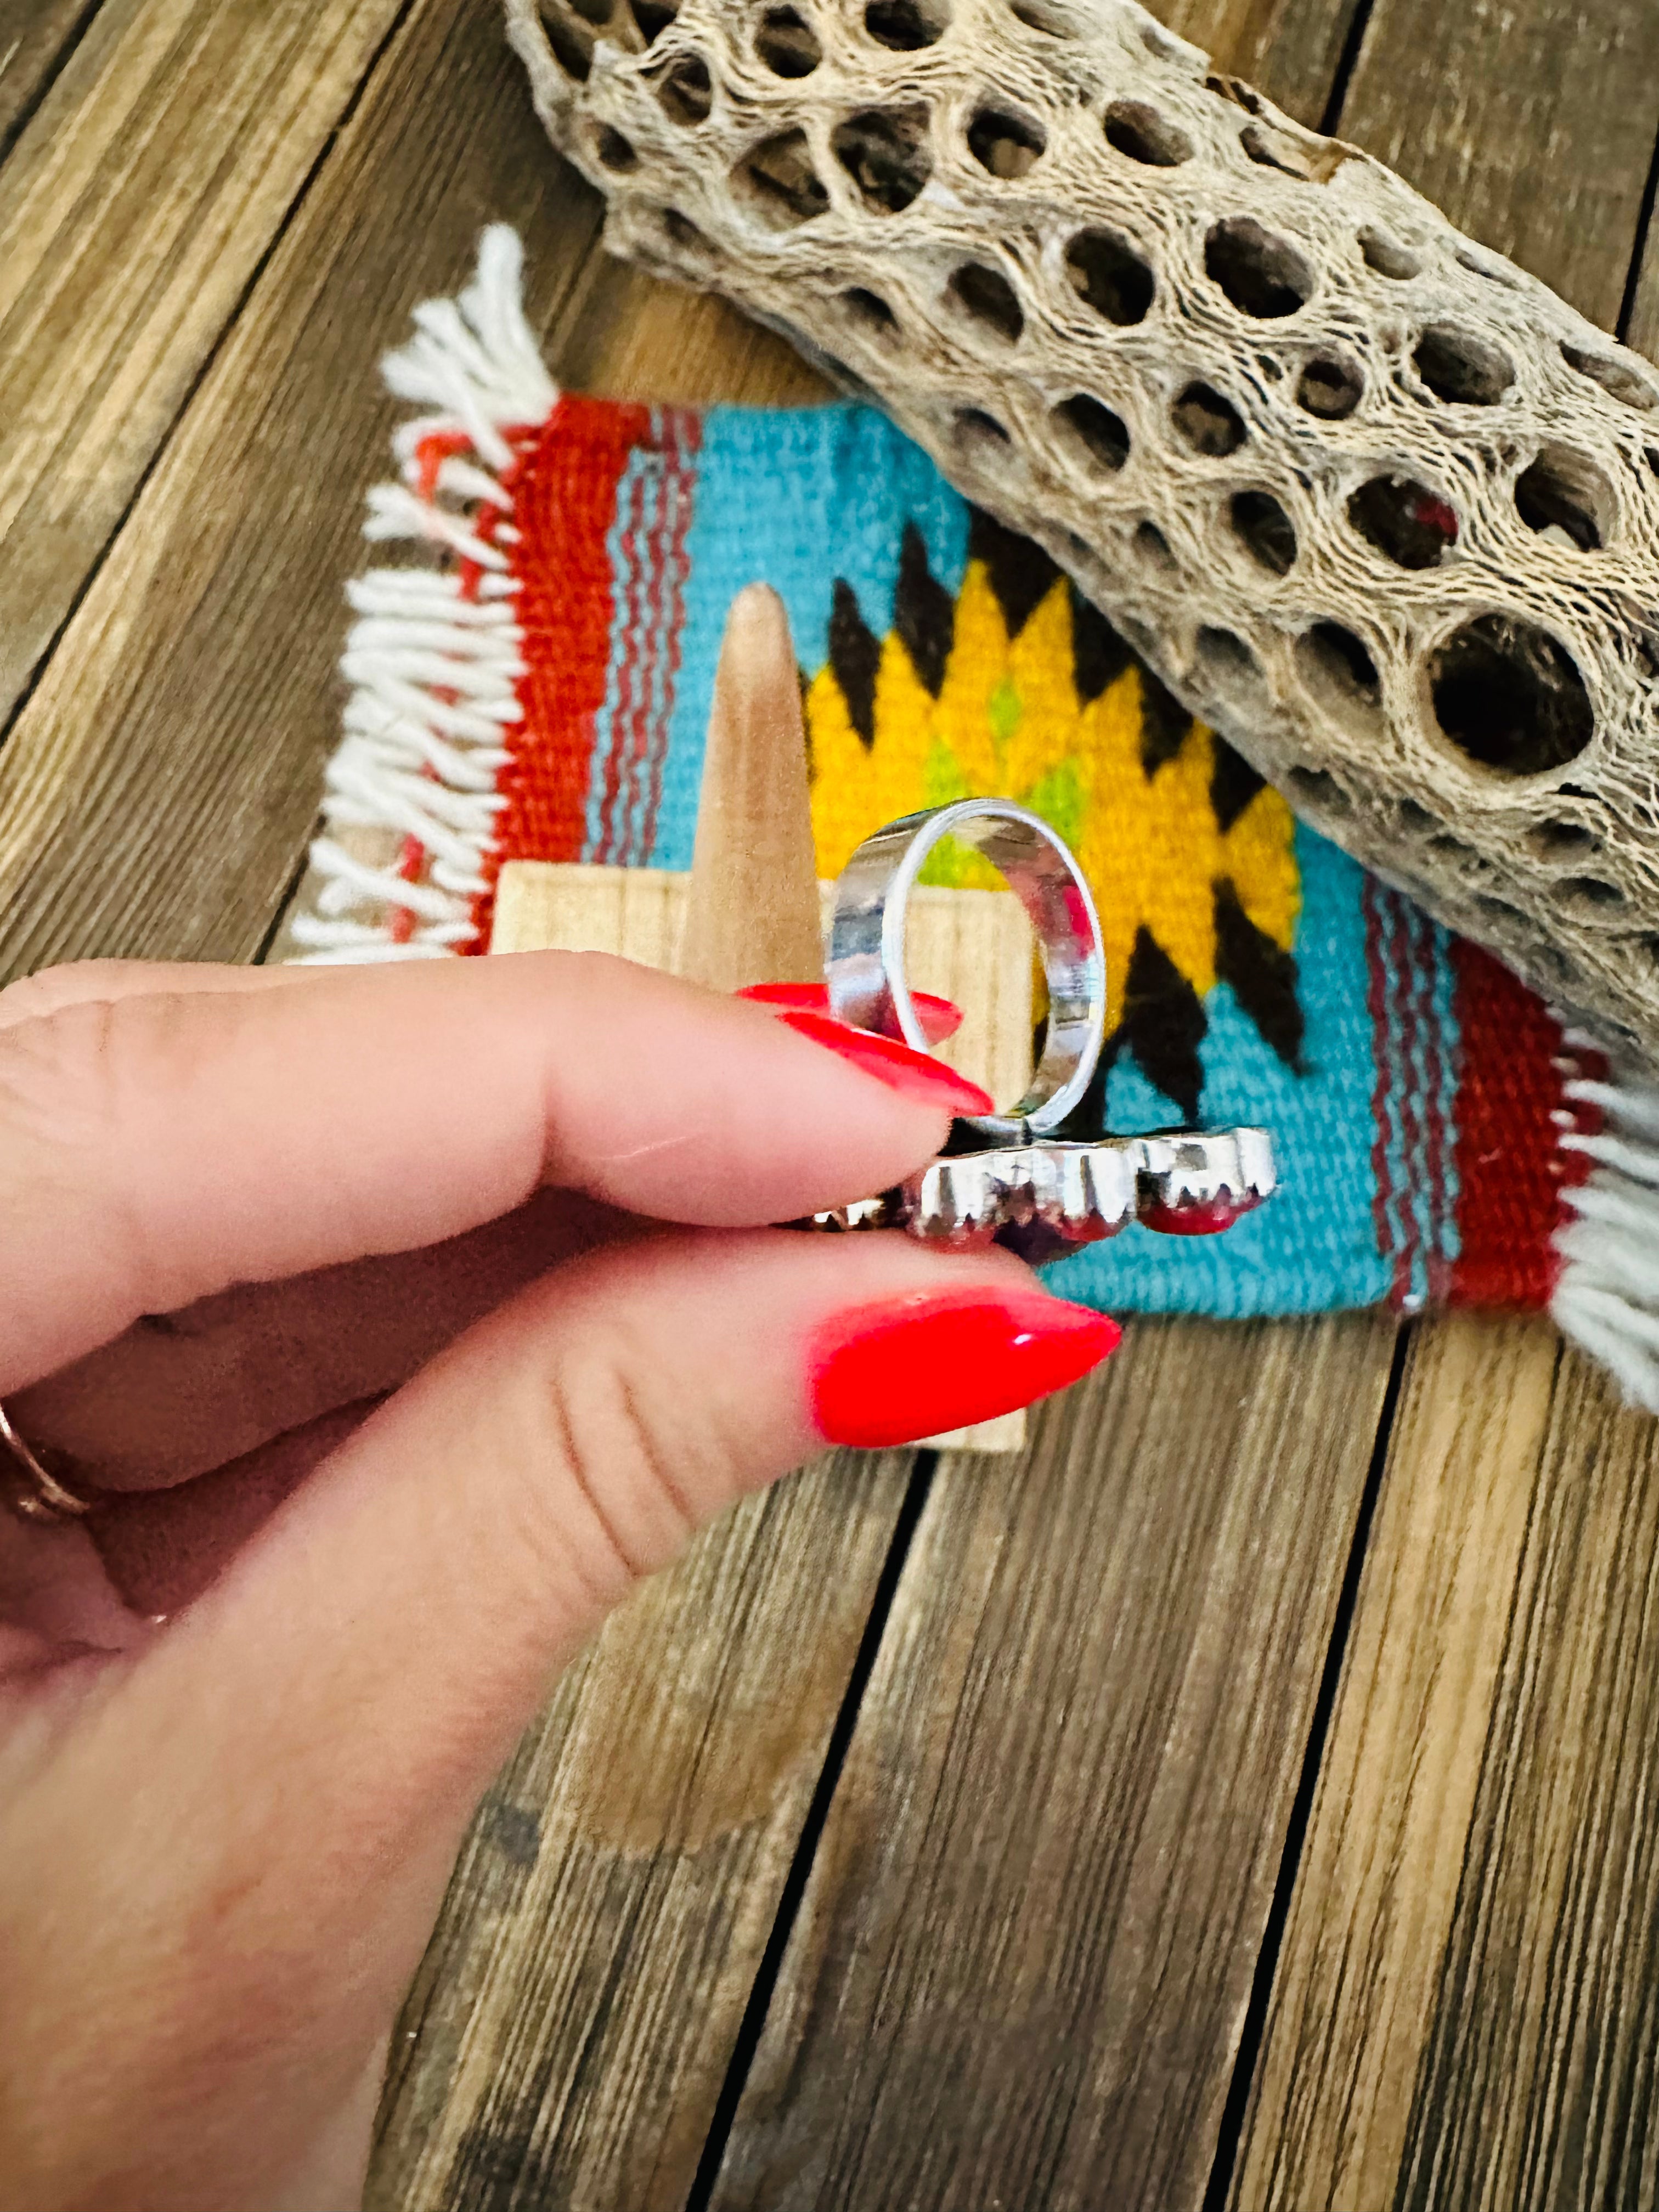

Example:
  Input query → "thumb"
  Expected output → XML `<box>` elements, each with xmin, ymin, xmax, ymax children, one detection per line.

<box><xmin>8</xmin><ymin>1231</ymin><xmax>1116</xmax><ymax>2191</ymax></box>
<box><xmin>161</xmin><ymin>1228</ymin><xmax>1116</xmax><ymax>1833</ymax></box>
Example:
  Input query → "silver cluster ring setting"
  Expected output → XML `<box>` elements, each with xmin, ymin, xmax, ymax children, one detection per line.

<box><xmin>817</xmin><ymin>799</ymin><xmax>1277</xmax><ymax>1263</ymax></box>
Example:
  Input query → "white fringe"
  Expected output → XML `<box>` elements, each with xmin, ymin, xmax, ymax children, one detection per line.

<box><xmin>1552</xmin><ymin>1059</ymin><xmax>1659</xmax><ymax>1411</ymax></box>
<box><xmin>289</xmin><ymin>225</ymin><xmax>557</xmax><ymax>965</ymax></box>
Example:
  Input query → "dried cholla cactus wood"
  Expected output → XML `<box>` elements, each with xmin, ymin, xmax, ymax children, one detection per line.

<box><xmin>505</xmin><ymin>0</ymin><xmax>1659</xmax><ymax>1057</ymax></box>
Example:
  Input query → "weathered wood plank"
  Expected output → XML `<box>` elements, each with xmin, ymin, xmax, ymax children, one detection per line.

<box><xmin>0</xmin><ymin>0</ymin><xmax>410</xmax><ymax>724</ymax></box>
<box><xmin>1156</xmin><ymin>0</ymin><xmax>1364</xmax><ymax>129</ymax></box>
<box><xmin>1238</xmin><ymin>1335</ymin><xmax>1659</xmax><ymax>2210</ymax></box>
<box><xmin>1225</xmin><ymin>4</ymin><xmax>1659</xmax><ymax>2199</ymax></box>
<box><xmin>1624</xmin><ymin>204</ymin><xmax>1659</xmax><ymax>365</ymax></box>
<box><xmin>709</xmin><ymin>1316</ymin><xmax>1398</xmax><ymax>2211</ymax></box>
<box><xmin>1230</xmin><ymin>1315</ymin><xmax>1559</xmax><ymax>2209</ymax></box>
<box><xmin>1388</xmin><ymin>1351</ymin><xmax>1659</xmax><ymax>2211</ymax></box>
<box><xmin>370</xmin><ymin>1448</ymin><xmax>919</xmax><ymax>2212</ymax></box>
<box><xmin>0</xmin><ymin>0</ymin><xmax>607</xmax><ymax>989</ymax></box>
<box><xmin>0</xmin><ymin>0</ymin><xmax>97</xmax><ymax>153</ymax></box>
<box><xmin>1337</xmin><ymin>0</ymin><xmax>1659</xmax><ymax>332</ymax></box>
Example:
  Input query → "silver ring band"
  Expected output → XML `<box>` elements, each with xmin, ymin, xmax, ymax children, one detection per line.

<box><xmin>0</xmin><ymin>1401</ymin><xmax>92</xmax><ymax>1522</ymax></box>
<box><xmin>825</xmin><ymin>799</ymin><xmax>1106</xmax><ymax>1142</ymax></box>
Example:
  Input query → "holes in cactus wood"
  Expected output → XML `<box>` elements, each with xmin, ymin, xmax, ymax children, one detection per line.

<box><xmin>841</xmin><ymin>286</ymin><xmax>898</xmax><ymax>337</ymax></box>
<box><xmin>1359</xmin><ymin>229</ymin><xmax>1420</xmax><ymax>280</ymax></box>
<box><xmin>567</xmin><ymin>0</ymin><xmax>612</xmax><ymax>24</ymax></box>
<box><xmin>833</xmin><ymin>106</ymin><xmax>932</xmax><ymax>212</ymax></box>
<box><xmin>1514</xmin><ymin>447</ymin><xmax>1609</xmax><ymax>552</ymax></box>
<box><xmin>1134</xmin><ymin>520</ymin><xmax>1176</xmax><ymax>571</ymax></box>
<box><xmin>1456</xmin><ymin>244</ymin><xmax>1521</xmax><ymax>289</ymax></box>
<box><xmin>594</xmin><ymin>125</ymin><xmax>637</xmax><ymax>171</ymax></box>
<box><xmin>1296</xmin><ymin>623</ymin><xmax>1382</xmax><ymax>727</ymax></box>
<box><xmin>660</xmin><ymin>208</ymin><xmax>712</xmax><ymax>258</ymax></box>
<box><xmin>865</xmin><ymin>0</ymin><xmax>947</xmax><ymax>48</ymax></box>
<box><xmin>1296</xmin><ymin>353</ymin><xmax>1363</xmax><ymax>419</ymax></box>
<box><xmin>1205</xmin><ymin>219</ymin><xmax>1313</xmax><ymax>318</ymax></box>
<box><xmin>1397</xmin><ymin>798</ymin><xmax>1438</xmax><ymax>833</ymax></box>
<box><xmin>1064</xmin><ymin>230</ymin><xmax>1154</xmax><ymax>325</ymax></box>
<box><xmin>1558</xmin><ymin>874</ymin><xmax>1627</xmax><ymax>912</ymax></box>
<box><xmin>1103</xmin><ymin>101</ymin><xmax>1192</xmax><ymax>167</ymax></box>
<box><xmin>1347</xmin><ymin>475</ymin><xmax>1459</xmax><ymax>568</ymax></box>
<box><xmin>630</xmin><ymin>0</ymin><xmax>678</xmax><ymax>36</ymax></box>
<box><xmin>1413</xmin><ymin>325</ymin><xmax>1514</xmax><ymax>405</ymax></box>
<box><xmin>1193</xmin><ymin>625</ymin><xmax>1265</xmax><ymax>710</ymax></box>
<box><xmin>1530</xmin><ymin>818</ymin><xmax>1596</xmax><ymax>860</ymax></box>
<box><xmin>968</xmin><ymin>105</ymin><xmax>1046</xmax><ymax>178</ymax></box>
<box><xmin>1561</xmin><ymin>342</ymin><xmax>1659</xmax><ymax>413</ymax></box>
<box><xmin>1230</xmin><ymin>489</ymin><xmax>1297</xmax><ymax>574</ymax></box>
<box><xmin>1055</xmin><ymin>394</ymin><xmax>1129</xmax><ymax>472</ymax></box>
<box><xmin>1429</xmin><ymin>616</ymin><xmax>1594</xmax><ymax>776</ymax></box>
<box><xmin>543</xmin><ymin>9</ymin><xmax>592</xmax><ymax>79</ymax></box>
<box><xmin>1288</xmin><ymin>766</ymin><xmax>1352</xmax><ymax>816</ymax></box>
<box><xmin>950</xmin><ymin>261</ymin><xmax>1024</xmax><ymax>342</ymax></box>
<box><xmin>755</xmin><ymin>4</ymin><xmax>821</xmax><ymax>74</ymax></box>
<box><xmin>1139</xmin><ymin>15</ymin><xmax>1189</xmax><ymax>58</ymax></box>
<box><xmin>736</xmin><ymin>129</ymin><xmax>829</xmax><ymax>226</ymax></box>
<box><xmin>1172</xmin><ymin>381</ymin><xmax>1245</xmax><ymax>456</ymax></box>
<box><xmin>1012</xmin><ymin>0</ymin><xmax>1071</xmax><ymax>31</ymax></box>
<box><xmin>654</xmin><ymin>52</ymin><xmax>712</xmax><ymax>123</ymax></box>
<box><xmin>953</xmin><ymin>408</ymin><xmax>1012</xmax><ymax>459</ymax></box>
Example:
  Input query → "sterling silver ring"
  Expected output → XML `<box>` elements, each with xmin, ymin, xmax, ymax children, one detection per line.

<box><xmin>815</xmin><ymin>800</ymin><xmax>1277</xmax><ymax>1260</ymax></box>
<box><xmin>0</xmin><ymin>1401</ymin><xmax>92</xmax><ymax>1523</ymax></box>
<box><xmin>826</xmin><ymin>798</ymin><xmax>1105</xmax><ymax>1143</ymax></box>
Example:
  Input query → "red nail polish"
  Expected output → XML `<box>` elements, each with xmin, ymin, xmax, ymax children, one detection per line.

<box><xmin>739</xmin><ymin>981</ymin><xmax>963</xmax><ymax>1042</ymax></box>
<box><xmin>809</xmin><ymin>1288</ymin><xmax>1121</xmax><ymax>1448</ymax></box>
<box><xmin>775</xmin><ymin>1007</ymin><xmax>994</xmax><ymax>1116</ymax></box>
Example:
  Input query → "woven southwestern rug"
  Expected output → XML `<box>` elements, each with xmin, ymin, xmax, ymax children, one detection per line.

<box><xmin>291</xmin><ymin>228</ymin><xmax>1659</xmax><ymax>1408</ymax></box>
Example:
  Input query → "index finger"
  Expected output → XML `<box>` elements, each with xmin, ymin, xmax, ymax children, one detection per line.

<box><xmin>0</xmin><ymin>952</ymin><xmax>985</xmax><ymax>1392</ymax></box>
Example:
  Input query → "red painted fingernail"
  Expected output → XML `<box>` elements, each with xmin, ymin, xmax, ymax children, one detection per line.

<box><xmin>774</xmin><ymin>1007</ymin><xmax>994</xmax><ymax>1116</ymax></box>
<box><xmin>809</xmin><ymin>1288</ymin><xmax>1121</xmax><ymax>1448</ymax></box>
<box><xmin>739</xmin><ymin>981</ymin><xmax>964</xmax><ymax>1042</ymax></box>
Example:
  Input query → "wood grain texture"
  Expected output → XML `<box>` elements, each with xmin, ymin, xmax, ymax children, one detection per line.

<box><xmin>1625</xmin><ymin>208</ymin><xmax>1659</xmax><ymax>366</ymax></box>
<box><xmin>0</xmin><ymin>0</ymin><xmax>97</xmax><ymax>151</ymax></box>
<box><xmin>370</xmin><ymin>1449</ymin><xmax>918</xmax><ymax>2212</ymax></box>
<box><xmin>1231</xmin><ymin>1315</ymin><xmax>1559</xmax><ymax>2209</ymax></box>
<box><xmin>1339</xmin><ymin>0</ymin><xmax>1659</xmax><ymax>331</ymax></box>
<box><xmin>1389</xmin><ymin>1350</ymin><xmax>1659</xmax><ymax>2210</ymax></box>
<box><xmin>1239</xmin><ymin>1336</ymin><xmax>1659</xmax><ymax>2209</ymax></box>
<box><xmin>0</xmin><ymin>0</ymin><xmax>409</xmax><ymax>721</ymax></box>
<box><xmin>0</xmin><ymin>0</ymin><xmax>608</xmax><ymax>990</ymax></box>
<box><xmin>1222</xmin><ymin>5</ymin><xmax>1659</xmax><ymax>2202</ymax></box>
<box><xmin>678</xmin><ymin>584</ymin><xmax>825</xmax><ymax>995</ymax></box>
<box><xmin>710</xmin><ymin>1316</ymin><xmax>1399</xmax><ymax>2211</ymax></box>
<box><xmin>1156</xmin><ymin>0</ymin><xmax>1363</xmax><ymax>129</ymax></box>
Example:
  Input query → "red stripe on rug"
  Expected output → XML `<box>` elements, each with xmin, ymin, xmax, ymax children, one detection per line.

<box><xmin>1363</xmin><ymin>877</ymin><xmax>1404</xmax><ymax>1300</ymax></box>
<box><xmin>1448</xmin><ymin>939</ymin><xmax>1579</xmax><ymax>1309</ymax></box>
<box><xmin>638</xmin><ymin>409</ymin><xmax>701</xmax><ymax>862</ymax></box>
<box><xmin>1415</xmin><ymin>906</ymin><xmax>1455</xmax><ymax>1308</ymax></box>
<box><xmin>469</xmin><ymin>392</ymin><xmax>655</xmax><ymax>949</ymax></box>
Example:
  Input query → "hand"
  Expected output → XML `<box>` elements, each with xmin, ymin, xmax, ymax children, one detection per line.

<box><xmin>0</xmin><ymin>952</ymin><xmax>1117</xmax><ymax>2212</ymax></box>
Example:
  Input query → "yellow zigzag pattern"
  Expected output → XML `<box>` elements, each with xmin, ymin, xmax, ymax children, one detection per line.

<box><xmin>806</xmin><ymin>561</ymin><xmax>1300</xmax><ymax>1035</ymax></box>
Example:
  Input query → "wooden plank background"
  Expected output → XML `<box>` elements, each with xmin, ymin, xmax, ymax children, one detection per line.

<box><xmin>0</xmin><ymin>0</ymin><xmax>1655</xmax><ymax>2206</ymax></box>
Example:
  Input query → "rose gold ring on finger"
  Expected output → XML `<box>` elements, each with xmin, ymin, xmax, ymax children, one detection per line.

<box><xmin>0</xmin><ymin>1401</ymin><xmax>92</xmax><ymax>1523</ymax></box>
